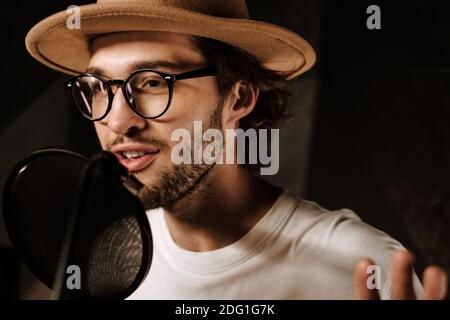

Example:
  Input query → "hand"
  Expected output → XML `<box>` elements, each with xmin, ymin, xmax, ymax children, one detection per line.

<box><xmin>354</xmin><ymin>250</ymin><xmax>448</xmax><ymax>300</ymax></box>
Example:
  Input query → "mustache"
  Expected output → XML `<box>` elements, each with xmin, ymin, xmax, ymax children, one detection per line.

<box><xmin>105</xmin><ymin>134</ymin><xmax>169</xmax><ymax>151</ymax></box>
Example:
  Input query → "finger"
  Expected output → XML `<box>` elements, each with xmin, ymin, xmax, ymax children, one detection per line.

<box><xmin>354</xmin><ymin>258</ymin><xmax>380</xmax><ymax>300</ymax></box>
<box><xmin>391</xmin><ymin>250</ymin><xmax>416</xmax><ymax>300</ymax></box>
<box><xmin>423</xmin><ymin>266</ymin><xmax>448</xmax><ymax>300</ymax></box>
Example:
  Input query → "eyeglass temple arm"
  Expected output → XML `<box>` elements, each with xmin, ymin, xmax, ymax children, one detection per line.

<box><xmin>175</xmin><ymin>67</ymin><xmax>217</xmax><ymax>81</ymax></box>
<box><xmin>64</xmin><ymin>67</ymin><xmax>217</xmax><ymax>88</ymax></box>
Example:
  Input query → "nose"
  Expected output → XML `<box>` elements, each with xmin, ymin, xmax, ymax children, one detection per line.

<box><xmin>103</xmin><ymin>86</ymin><xmax>147</xmax><ymax>135</ymax></box>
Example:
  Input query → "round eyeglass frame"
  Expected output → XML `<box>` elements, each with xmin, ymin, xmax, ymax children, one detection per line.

<box><xmin>65</xmin><ymin>66</ymin><xmax>218</xmax><ymax>121</ymax></box>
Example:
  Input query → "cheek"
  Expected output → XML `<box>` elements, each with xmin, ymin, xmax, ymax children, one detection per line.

<box><xmin>93</xmin><ymin>123</ymin><xmax>109</xmax><ymax>149</ymax></box>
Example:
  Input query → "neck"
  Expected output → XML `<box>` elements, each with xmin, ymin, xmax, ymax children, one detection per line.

<box><xmin>162</xmin><ymin>164</ymin><xmax>280</xmax><ymax>252</ymax></box>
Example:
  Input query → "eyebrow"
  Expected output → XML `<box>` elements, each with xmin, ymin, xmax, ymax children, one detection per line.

<box><xmin>85</xmin><ymin>60</ymin><xmax>199</xmax><ymax>79</ymax></box>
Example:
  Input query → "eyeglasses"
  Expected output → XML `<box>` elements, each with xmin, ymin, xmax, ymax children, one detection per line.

<box><xmin>65</xmin><ymin>67</ymin><xmax>218</xmax><ymax>121</ymax></box>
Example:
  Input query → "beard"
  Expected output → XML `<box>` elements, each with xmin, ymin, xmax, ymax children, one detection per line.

<box><xmin>137</xmin><ymin>105</ymin><xmax>223</xmax><ymax>210</ymax></box>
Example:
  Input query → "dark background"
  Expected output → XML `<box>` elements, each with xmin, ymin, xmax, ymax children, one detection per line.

<box><xmin>1</xmin><ymin>0</ymin><xmax>449</xmax><ymax>298</ymax></box>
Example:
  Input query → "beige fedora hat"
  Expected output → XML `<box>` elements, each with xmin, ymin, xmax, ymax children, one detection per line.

<box><xmin>26</xmin><ymin>0</ymin><xmax>316</xmax><ymax>80</ymax></box>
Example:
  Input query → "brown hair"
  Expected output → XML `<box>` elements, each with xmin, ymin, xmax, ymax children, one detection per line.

<box><xmin>191</xmin><ymin>36</ymin><xmax>292</xmax><ymax>130</ymax></box>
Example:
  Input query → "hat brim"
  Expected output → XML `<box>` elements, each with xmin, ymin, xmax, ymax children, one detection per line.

<box><xmin>26</xmin><ymin>3</ymin><xmax>316</xmax><ymax>80</ymax></box>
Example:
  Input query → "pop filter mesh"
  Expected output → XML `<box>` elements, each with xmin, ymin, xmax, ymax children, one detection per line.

<box><xmin>87</xmin><ymin>215</ymin><xmax>143</xmax><ymax>295</ymax></box>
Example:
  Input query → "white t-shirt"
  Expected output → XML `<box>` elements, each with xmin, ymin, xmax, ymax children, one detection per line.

<box><xmin>128</xmin><ymin>190</ymin><xmax>423</xmax><ymax>299</ymax></box>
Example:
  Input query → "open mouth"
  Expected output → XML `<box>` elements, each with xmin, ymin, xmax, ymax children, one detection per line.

<box><xmin>115</xmin><ymin>150</ymin><xmax>160</xmax><ymax>173</ymax></box>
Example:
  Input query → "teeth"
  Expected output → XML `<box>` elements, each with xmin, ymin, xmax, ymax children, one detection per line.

<box><xmin>122</xmin><ymin>151</ymin><xmax>147</xmax><ymax>159</ymax></box>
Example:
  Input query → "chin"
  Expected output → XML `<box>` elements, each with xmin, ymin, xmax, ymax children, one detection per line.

<box><xmin>133</xmin><ymin>162</ymin><xmax>169</xmax><ymax>186</ymax></box>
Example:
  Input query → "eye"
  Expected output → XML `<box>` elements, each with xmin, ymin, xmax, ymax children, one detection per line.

<box><xmin>129</xmin><ymin>72</ymin><xmax>167</xmax><ymax>93</ymax></box>
<box><xmin>146</xmin><ymin>79</ymin><xmax>162</xmax><ymax>88</ymax></box>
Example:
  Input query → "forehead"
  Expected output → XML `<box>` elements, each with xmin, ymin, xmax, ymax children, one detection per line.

<box><xmin>88</xmin><ymin>31</ymin><xmax>204</xmax><ymax>77</ymax></box>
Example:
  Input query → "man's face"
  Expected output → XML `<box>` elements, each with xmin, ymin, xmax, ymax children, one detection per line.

<box><xmin>89</xmin><ymin>31</ymin><xmax>222</xmax><ymax>209</ymax></box>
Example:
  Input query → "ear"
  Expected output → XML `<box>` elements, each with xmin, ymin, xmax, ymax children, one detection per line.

<box><xmin>222</xmin><ymin>81</ymin><xmax>260</xmax><ymax>129</ymax></box>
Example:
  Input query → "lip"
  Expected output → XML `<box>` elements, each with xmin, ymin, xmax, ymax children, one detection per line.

<box><xmin>111</xmin><ymin>144</ymin><xmax>160</xmax><ymax>173</ymax></box>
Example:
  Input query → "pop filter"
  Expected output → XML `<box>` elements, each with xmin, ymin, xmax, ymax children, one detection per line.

<box><xmin>2</xmin><ymin>148</ymin><xmax>152</xmax><ymax>299</ymax></box>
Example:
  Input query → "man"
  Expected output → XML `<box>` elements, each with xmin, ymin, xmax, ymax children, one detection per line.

<box><xmin>26</xmin><ymin>0</ymin><xmax>447</xmax><ymax>299</ymax></box>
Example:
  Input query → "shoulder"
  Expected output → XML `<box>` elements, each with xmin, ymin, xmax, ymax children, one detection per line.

<box><xmin>278</xmin><ymin>191</ymin><xmax>423</xmax><ymax>299</ymax></box>
<box><xmin>280</xmin><ymin>191</ymin><xmax>403</xmax><ymax>256</ymax></box>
